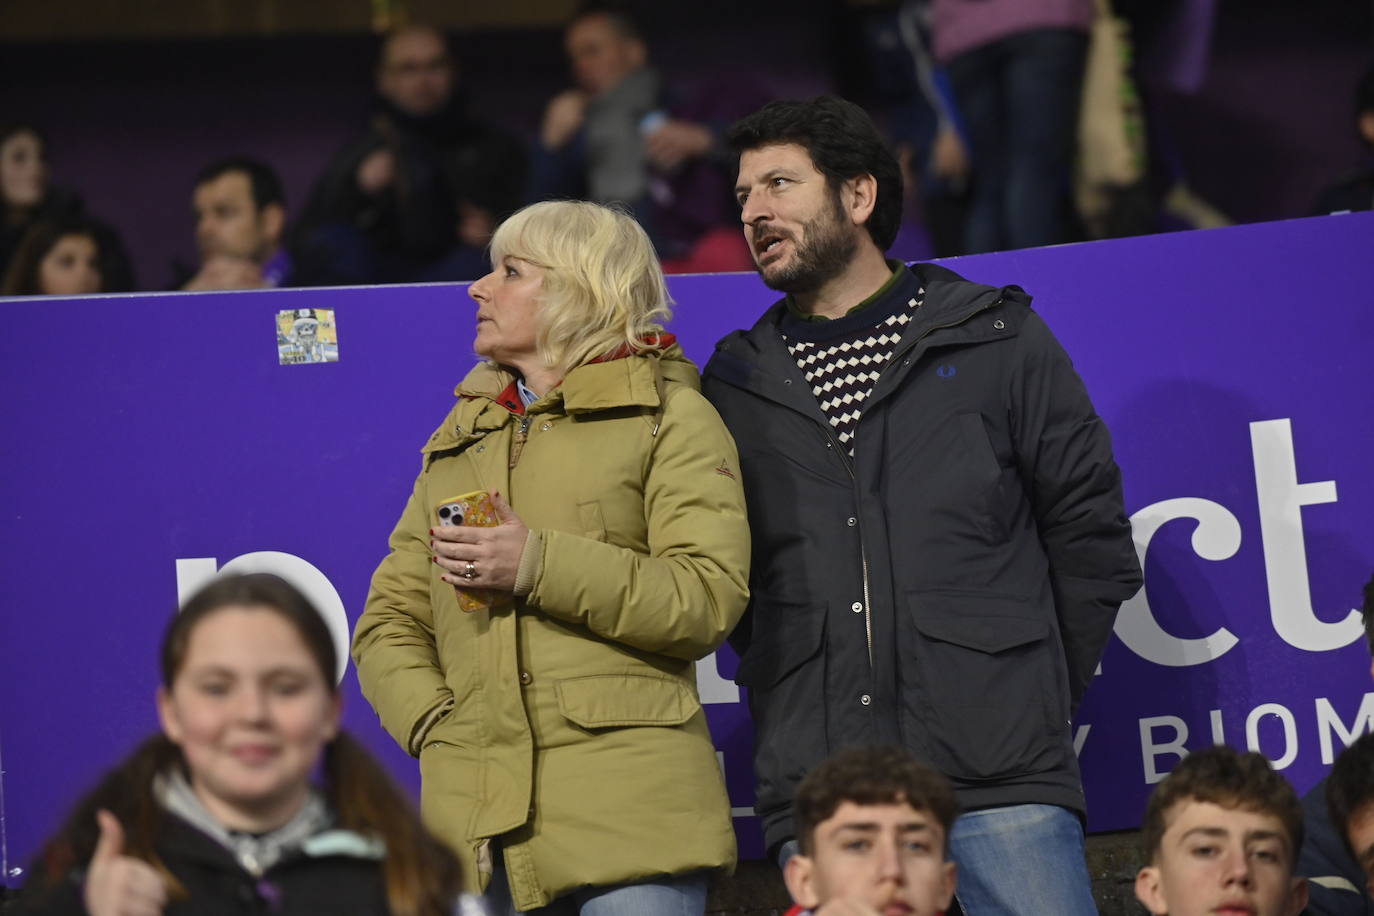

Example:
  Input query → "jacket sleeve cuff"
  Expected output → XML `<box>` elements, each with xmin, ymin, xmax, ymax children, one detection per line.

<box><xmin>513</xmin><ymin>529</ymin><xmax>544</xmax><ymax>597</ymax></box>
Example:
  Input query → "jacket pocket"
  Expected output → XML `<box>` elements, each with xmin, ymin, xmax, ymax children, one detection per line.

<box><xmin>556</xmin><ymin>673</ymin><xmax>701</xmax><ymax>728</ymax></box>
<box><xmin>901</xmin><ymin>589</ymin><xmax>1064</xmax><ymax>782</ymax></box>
<box><xmin>956</xmin><ymin>411</ymin><xmax>1011</xmax><ymax>542</ymax></box>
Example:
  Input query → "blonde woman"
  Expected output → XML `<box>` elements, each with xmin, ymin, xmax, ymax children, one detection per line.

<box><xmin>353</xmin><ymin>200</ymin><xmax>749</xmax><ymax>915</ymax></box>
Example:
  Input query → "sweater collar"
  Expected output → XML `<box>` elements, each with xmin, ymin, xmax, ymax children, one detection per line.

<box><xmin>783</xmin><ymin>259</ymin><xmax>906</xmax><ymax>323</ymax></box>
<box><xmin>779</xmin><ymin>265</ymin><xmax>923</xmax><ymax>344</ymax></box>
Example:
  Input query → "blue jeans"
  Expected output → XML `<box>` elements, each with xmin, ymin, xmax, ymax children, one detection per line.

<box><xmin>947</xmin><ymin>28</ymin><xmax>1089</xmax><ymax>253</ymax></box>
<box><xmin>483</xmin><ymin>853</ymin><xmax>709</xmax><ymax>916</ymax></box>
<box><xmin>948</xmin><ymin>804</ymin><xmax>1097</xmax><ymax>916</ymax></box>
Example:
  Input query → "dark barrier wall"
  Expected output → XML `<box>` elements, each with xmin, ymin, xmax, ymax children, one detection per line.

<box><xmin>2</xmin><ymin>213</ymin><xmax>1372</xmax><ymax>882</ymax></box>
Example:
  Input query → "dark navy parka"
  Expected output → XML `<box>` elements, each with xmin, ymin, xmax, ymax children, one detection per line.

<box><xmin>701</xmin><ymin>263</ymin><xmax>1143</xmax><ymax>853</ymax></box>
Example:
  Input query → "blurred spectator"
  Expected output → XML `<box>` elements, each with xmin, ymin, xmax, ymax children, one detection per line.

<box><xmin>1313</xmin><ymin>62</ymin><xmax>1374</xmax><ymax>215</ymax></box>
<box><xmin>931</xmin><ymin>0</ymin><xmax>1092</xmax><ymax>252</ymax></box>
<box><xmin>832</xmin><ymin>0</ymin><xmax>972</xmax><ymax>257</ymax></box>
<box><xmin>531</xmin><ymin>3</ymin><xmax>758</xmax><ymax>273</ymax></box>
<box><xmin>180</xmin><ymin>157</ymin><xmax>291</xmax><ymax>291</ymax></box>
<box><xmin>1108</xmin><ymin>0</ymin><xmax>1230</xmax><ymax>235</ymax></box>
<box><xmin>1</xmin><ymin>214</ymin><xmax>134</xmax><ymax>296</ymax></box>
<box><xmin>0</xmin><ymin>123</ymin><xmax>82</xmax><ymax>280</ymax></box>
<box><xmin>294</xmin><ymin>25</ymin><xmax>525</xmax><ymax>285</ymax></box>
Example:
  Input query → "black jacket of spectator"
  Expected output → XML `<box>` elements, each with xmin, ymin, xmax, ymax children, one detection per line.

<box><xmin>1299</xmin><ymin>774</ymin><xmax>1374</xmax><ymax>916</ymax></box>
<box><xmin>294</xmin><ymin>91</ymin><xmax>525</xmax><ymax>284</ymax></box>
<box><xmin>702</xmin><ymin>263</ymin><xmax>1142</xmax><ymax>854</ymax></box>
<box><xmin>10</xmin><ymin>812</ymin><xmax>393</xmax><ymax>916</ymax></box>
<box><xmin>1312</xmin><ymin>164</ymin><xmax>1374</xmax><ymax>215</ymax></box>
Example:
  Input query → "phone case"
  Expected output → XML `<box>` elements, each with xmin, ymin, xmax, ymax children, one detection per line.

<box><xmin>435</xmin><ymin>490</ymin><xmax>504</xmax><ymax>612</ymax></box>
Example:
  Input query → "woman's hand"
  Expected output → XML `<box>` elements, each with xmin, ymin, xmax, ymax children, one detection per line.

<box><xmin>84</xmin><ymin>810</ymin><xmax>167</xmax><ymax>916</ymax></box>
<box><xmin>431</xmin><ymin>491</ymin><xmax>528</xmax><ymax>593</ymax></box>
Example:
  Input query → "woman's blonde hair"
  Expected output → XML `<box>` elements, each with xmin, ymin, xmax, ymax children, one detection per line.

<box><xmin>488</xmin><ymin>200</ymin><xmax>673</xmax><ymax>376</ymax></box>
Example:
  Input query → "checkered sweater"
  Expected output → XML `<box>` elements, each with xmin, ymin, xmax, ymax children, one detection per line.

<box><xmin>779</xmin><ymin>274</ymin><xmax>924</xmax><ymax>455</ymax></box>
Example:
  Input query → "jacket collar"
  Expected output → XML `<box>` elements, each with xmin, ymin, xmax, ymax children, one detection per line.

<box><xmin>709</xmin><ymin>262</ymin><xmax>1019</xmax><ymax>387</ymax></box>
<box><xmin>426</xmin><ymin>343</ymin><xmax>696</xmax><ymax>452</ymax></box>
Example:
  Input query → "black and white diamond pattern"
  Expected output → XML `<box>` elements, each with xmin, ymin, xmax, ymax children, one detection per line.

<box><xmin>783</xmin><ymin>293</ymin><xmax>923</xmax><ymax>455</ymax></box>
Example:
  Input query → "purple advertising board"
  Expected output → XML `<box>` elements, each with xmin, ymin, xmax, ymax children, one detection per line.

<box><xmin>3</xmin><ymin>213</ymin><xmax>1373</xmax><ymax>884</ymax></box>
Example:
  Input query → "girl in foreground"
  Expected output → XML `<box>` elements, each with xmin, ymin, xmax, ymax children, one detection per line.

<box><xmin>15</xmin><ymin>573</ymin><xmax>480</xmax><ymax>916</ymax></box>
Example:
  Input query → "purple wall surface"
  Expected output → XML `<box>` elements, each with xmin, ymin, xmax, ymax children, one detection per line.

<box><xmin>2</xmin><ymin>212</ymin><xmax>1373</xmax><ymax>886</ymax></box>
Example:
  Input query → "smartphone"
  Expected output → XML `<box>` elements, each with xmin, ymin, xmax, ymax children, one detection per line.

<box><xmin>435</xmin><ymin>490</ymin><xmax>502</xmax><ymax>612</ymax></box>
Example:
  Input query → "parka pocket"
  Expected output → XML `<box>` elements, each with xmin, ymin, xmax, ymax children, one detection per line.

<box><xmin>555</xmin><ymin>674</ymin><xmax>701</xmax><ymax>728</ymax></box>
<box><xmin>956</xmin><ymin>411</ymin><xmax>1011</xmax><ymax>542</ymax></box>
<box><xmin>900</xmin><ymin>589</ymin><xmax>1066</xmax><ymax>782</ymax></box>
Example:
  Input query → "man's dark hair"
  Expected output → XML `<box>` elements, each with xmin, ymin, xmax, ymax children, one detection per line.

<box><xmin>570</xmin><ymin>2</ymin><xmax>643</xmax><ymax>42</ymax></box>
<box><xmin>193</xmin><ymin>156</ymin><xmax>285</xmax><ymax>211</ymax></box>
<box><xmin>1360</xmin><ymin>570</ymin><xmax>1374</xmax><ymax>654</ymax></box>
<box><xmin>1141</xmin><ymin>745</ymin><xmax>1303</xmax><ymax>864</ymax></box>
<box><xmin>726</xmin><ymin>96</ymin><xmax>903</xmax><ymax>251</ymax></box>
<box><xmin>1327</xmin><ymin>731</ymin><xmax>1374</xmax><ymax>861</ymax></box>
<box><xmin>793</xmin><ymin>746</ymin><xmax>958</xmax><ymax>856</ymax></box>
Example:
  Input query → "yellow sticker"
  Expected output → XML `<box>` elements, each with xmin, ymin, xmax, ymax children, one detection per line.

<box><xmin>276</xmin><ymin>308</ymin><xmax>338</xmax><ymax>365</ymax></box>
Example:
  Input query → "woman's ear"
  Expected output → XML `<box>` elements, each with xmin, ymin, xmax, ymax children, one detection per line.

<box><xmin>156</xmin><ymin>685</ymin><xmax>182</xmax><ymax>745</ymax></box>
<box><xmin>322</xmin><ymin>692</ymin><xmax>343</xmax><ymax>742</ymax></box>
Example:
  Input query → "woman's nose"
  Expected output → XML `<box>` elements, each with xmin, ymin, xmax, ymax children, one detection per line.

<box><xmin>469</xmin><ymin>273</ymin><xmax>491</xmax><ymax>301</ymax></box>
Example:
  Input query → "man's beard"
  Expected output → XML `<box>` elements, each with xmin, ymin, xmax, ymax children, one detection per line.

<box><xmin>755</xmin><ymin>192</ymin><xmax>858</xmax><ymax>295</ymax></box>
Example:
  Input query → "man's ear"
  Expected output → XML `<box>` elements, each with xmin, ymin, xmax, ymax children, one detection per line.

<box><xmin>784</xmin><ymin>852</ymin><xmax>821</xmax><ymax>910</ymax></box>
<box><xmin>1135</xmin><ymin>865</ymin><xmax>1169</xmax><ymax>915</ymax></box>
<box><xmin>1358</xmin><ymin>111</ymin><xmax>1374</xmax><ymax>148</ymax></box>
<box><xmin>260</xmin><ymin>203</ymin><xmax>286</xmax><ymax>249</ymax></box>
<box><xmin>626</xmin><ymin>38</ymin><xmax>648</xmax><ymax>72</ymax></box>
<box><xmin>1285</xmin><ymin>875</ymin><xmax>1308</xmax><ymax>916</ymax></box>
<box><xmin>843</xmin><ymin>173</ymin><xmax>878</xmax><ymax>229</ymax></box>
<box><xmin>937</xmin><ymin>860</ymin><xmax>957</xmax><ymax>912</ymax></box>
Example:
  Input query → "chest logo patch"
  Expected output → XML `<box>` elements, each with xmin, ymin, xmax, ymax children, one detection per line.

<box><xmin>715</xmin><ymin>461</ymin><xmax>737</xmax><ymax>480</ymax></box>
<box><xmin>936</xmin><ymin>364</ymin><xmax>957</xmax><ymax>379</ymax></box>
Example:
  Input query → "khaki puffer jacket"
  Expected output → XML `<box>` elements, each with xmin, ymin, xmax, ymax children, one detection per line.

<box><xmin>353</xmin><ymin>344</ymin><xmax>749</xmax><ymax>910</ymax></box>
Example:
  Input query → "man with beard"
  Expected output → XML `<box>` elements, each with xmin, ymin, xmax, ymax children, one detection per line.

<box><xmin>294</xmin><ymin>25</ymin><xmax>524</xmax><ymax>284</ymax></box>
<box><xmin>701</xmin><ymin>96</ymin><xmax>1141</xmax><ymax>916</ymax></box>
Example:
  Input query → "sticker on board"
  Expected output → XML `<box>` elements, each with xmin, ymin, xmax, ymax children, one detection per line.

<box><xmin>276</xmin><ymin>308</ymin><xmax>338</xmax><ymax>365</ymax></box>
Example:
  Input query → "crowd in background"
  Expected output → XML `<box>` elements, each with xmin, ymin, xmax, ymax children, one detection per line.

<box><xmin>2</xmin><ymin>0</ymin><xmax>1372</xmax><ymax>297</ymax></box>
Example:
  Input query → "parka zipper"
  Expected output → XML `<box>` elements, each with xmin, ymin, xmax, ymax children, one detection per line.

<box><xmin>509</xmin><ymin>415</ymin><xmax>532</xmax><ymax>469</ymax></box>
<box><xmin>820</xmin><ymin>423</ymin><xmax>875</xmax><ymax>669</ymax></box>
